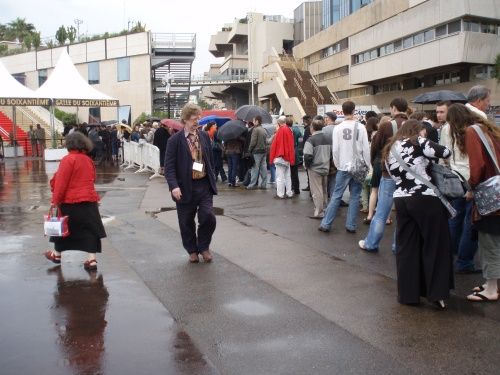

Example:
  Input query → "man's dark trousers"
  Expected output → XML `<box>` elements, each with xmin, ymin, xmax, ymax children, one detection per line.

<box><xmin>176</xmin><ymin>178</ymin><xmax>216</xmax><ymax>254</ymax></box>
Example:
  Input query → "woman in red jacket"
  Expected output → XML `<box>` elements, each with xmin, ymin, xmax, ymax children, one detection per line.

<box><xmin>44</xmin><ymin>132</ymin><xmax>106</xmax><ymax>271</ymax></box>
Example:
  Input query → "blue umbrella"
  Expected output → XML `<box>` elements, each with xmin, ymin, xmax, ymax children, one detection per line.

<box><xmin>199</xmin><ymin>115</ymin><xmax>232</xmax><ymax>127</ymax></box>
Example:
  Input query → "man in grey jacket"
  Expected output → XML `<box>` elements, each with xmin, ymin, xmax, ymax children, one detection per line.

<box><xmin>303</xmin><ymin>117</ymin><xmax>331</xmax><ymax>218</ymax></box>
<box><xmin>247</xmin><ymin>115</ymin><xmax>268</xmax><ymax>189</ymax></box>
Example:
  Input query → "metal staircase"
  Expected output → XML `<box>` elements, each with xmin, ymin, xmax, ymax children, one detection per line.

<box><xmin>151</xmin><ymin>33</ymin><xmax>196</xmax><ymax>116</ymax></box>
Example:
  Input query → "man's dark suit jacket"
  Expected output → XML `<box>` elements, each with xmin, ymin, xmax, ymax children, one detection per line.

<box><xmin>165</xmin><ymin>129</ymin><xmax>217</xmax><ymax>204</ymax></box>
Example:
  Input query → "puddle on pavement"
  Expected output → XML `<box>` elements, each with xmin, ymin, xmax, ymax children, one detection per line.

<box><xmin>0</xmin><ymin>235</ymin><xmax>32</xmax><ymax>253</ymax></box>
<box><xmin>225</xmin><ymin>299</ymin><xmax>274</xmax><ymax>317</ymax></box>
<box><xmin>146</xmin><ymin>206</ymin><xmax>224</xmax><ymax>218</ymax></box>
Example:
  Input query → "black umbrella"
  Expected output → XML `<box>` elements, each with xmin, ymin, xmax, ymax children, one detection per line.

<box><xmin>412</xmin><ymin>90</ymin><xmax>467</xmax><ymax>104</ymax></box>
<box><xmin>217</xmin><ymin>119</ymin><xmax>247</xmax><ymax>142</ymax></box>
<box><xmin>235</xmin><ymin>105</ymin><xmax>272</xmax><ymax>123</ymax></box>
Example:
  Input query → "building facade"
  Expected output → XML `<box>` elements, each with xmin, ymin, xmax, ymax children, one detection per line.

<box><xmin>294</xmin><ymin>1</ymin><xmax>323</xmax><ymax>45</ymax></box>
<box><xmin>0</xmin><ymin>31</ymin><xmax>195</xmax><ymax>124</ymax></box>
<box><xmin>322</xmin><ymin>0</ymin><xmax>373</xmax><ymax>29</ymax></box>
<box><xmin>203</xmin><ymin>13</ymin><xmax>294</xmax><ymax>108</ymax></box>
<box><xmin>294</xmin><ymin>0</ymin><xmax>500</xmax><ymax>112</ymax></box>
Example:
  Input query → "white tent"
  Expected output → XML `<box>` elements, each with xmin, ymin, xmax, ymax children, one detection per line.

<box><xmin>36</xmin><ymin>50</ymin><xmax>118</xmax><ymax>104</ymax></box>
<box><xmin>0</xmin><ymin>60</ymin><xmax>39</xmax><ymax>100</ymax></box>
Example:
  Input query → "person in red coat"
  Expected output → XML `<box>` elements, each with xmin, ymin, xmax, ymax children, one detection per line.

<box><xmin>44</xmin><ymin>132</ymin><xmax>106</xmax><ymax>271</ymax></box>
<box><xmin>270</xmin><ymin>116</ymin><xmax>295</xmax><ymax>198</ymax></box>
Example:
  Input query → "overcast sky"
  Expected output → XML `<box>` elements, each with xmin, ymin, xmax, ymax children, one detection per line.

<box><xmin>1</xmin><ymin>0</ymin><xmax>302</xmax><ymax>75</ymax></box>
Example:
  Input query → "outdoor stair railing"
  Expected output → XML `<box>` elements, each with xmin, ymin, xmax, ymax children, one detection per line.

<box><xmin>310</xmin><ymin>78</ymin><xmax>325</xmax><ymax>103</ymax></box>
<box><xmin>293</xmin><ymin>77</ymin><xmax>307</xmax><ymax>104</ymax></box>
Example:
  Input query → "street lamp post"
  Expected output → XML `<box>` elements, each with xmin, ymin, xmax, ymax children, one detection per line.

<box><xmin>247</xmin><ymin>13</ymin><xmax>255</xmax><ymax>105</ymax></box>
<box><xmin>74</xmin><ymin>19</ymin><xmax>83</xmax><ymax>42</ymax></box>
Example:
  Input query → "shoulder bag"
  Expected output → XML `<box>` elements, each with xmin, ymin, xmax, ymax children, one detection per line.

<box><xmin>471</xmin><ymin>125</ymin><xmax>500</xmax><ymax>216</ymax></box>
<box><xmin>390</xmin><ymin>144</ymin><xmax>457</xmax><ymax>218</ymax></box>
<box><xmin>347</xmin><ymin>122</ymin><xmax>369</xmax><ymax>183</ymax></box>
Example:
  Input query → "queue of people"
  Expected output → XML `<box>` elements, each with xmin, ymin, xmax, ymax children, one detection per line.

<box><xmin>44</xmin><ymin>84</ymin><xmax>499</xmax><ymax>309</ymax></box>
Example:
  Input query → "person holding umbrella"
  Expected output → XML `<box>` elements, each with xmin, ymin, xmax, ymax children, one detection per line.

<box><xmin>270</xmin><ymin>115</ymin><xmax>295</xmax><ymax>199</ymax></box>
<box><xmin>165</xmin><ymin>103</ymin><xmax>217</xmax><ymax>263</ymax></box>
<box><xmin>153</xmin><ymin>121</ymin><xmax>171</xmax><ymax>174</ymax></box>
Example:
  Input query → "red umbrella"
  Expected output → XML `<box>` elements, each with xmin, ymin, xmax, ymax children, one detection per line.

<box><xmin>160</xmin><ymin>118</ymin><xmax>183</xmax><ymax>131</ymax></box>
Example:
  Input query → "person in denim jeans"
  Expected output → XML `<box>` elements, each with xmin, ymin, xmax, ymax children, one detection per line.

<box><xmin>359</xmin><ymin>97</ymin><xmax>408</xmax><ymax>252</ymax></box>
<box><xmin>224</xmin><ymin>138</ymin><xmax>244</xmax><ymax>187</ymax></box>
<box><xmin>443</xmin><ymin>103</ymin><xmax>479</xmax><ymax>273</ymax></box>
<box><xmin>247</xmin><ymin>116</ymin><xmax>268</xmax><ymax>189</ymax></box>
<box><xmin>319</xmin><ymin>101</ymin><xmax>370</xmax><ymax>233</ymax></box>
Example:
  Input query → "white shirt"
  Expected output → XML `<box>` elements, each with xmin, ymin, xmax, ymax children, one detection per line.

<box><xmin>332</xmin><ymin>120</ymin><xmax>371</xmax><ymax>172</ymax></box>
<box><xmin>439</xmin><ymin>123</ymin><xmax>470</xmax><ymax>180</ymax></box>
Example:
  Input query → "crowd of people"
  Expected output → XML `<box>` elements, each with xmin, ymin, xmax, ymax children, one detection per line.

<box><xmin>44</xmin><ymin>84</ymin><xmax>499</xmax><ymax>309</ymax></box>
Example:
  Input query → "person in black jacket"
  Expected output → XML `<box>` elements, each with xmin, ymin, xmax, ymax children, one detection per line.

<box><xmin>301</xmin><ymin>115</ymin><xmax>312</xmax><ymax>191</ymax></box>
<box><xmin>165</xmin><ymin>103</ymin><xmax>217</xmax><ymax>263</ymax></box>
<box><xmin>153</xmin><ymin>122</ymin><xmax>170</xmax><ymax>173</ymax></box>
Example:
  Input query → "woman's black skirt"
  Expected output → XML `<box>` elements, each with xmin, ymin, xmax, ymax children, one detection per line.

<box><xmin>50</xmin><ymin>202</ymin><xmax>106</xmax><ymax>253</ymax></box>
<box><xmin>370</xmin><ymin>158</ymin><xmax>382</xmax><ymax>188</ymax></box>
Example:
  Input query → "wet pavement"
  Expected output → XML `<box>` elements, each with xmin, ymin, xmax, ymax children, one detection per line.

<box><xmin>0</xmin><ymin>159</ymin><xmax>218</xmax><ymax>375</ymax></box>
<box><xmin>1</xmin><ymin>158</ymin><xmax>499</xmax><ymax>374</ymax></box>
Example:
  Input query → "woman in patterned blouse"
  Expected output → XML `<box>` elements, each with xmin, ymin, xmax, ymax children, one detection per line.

<box><xmin>383</xmin><ymin>120</ymin><xmax>452</xmax><ymax>309</ymax></box>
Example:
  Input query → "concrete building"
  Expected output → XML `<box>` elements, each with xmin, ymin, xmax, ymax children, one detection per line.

<box><xmin>294</xmin><ymin>1</ymin><xmax>323</xmax><ymax>45</ymax></box>
<box><xmin>293</xmin><ymin>0</ymin><xmax>500</xmax><ymax>113</ymax></box>
<box><xmin>322</xmin><ymin>0</ymin><xmax>374</xmax><ymax>29</ymax></box>
<box><xmin>0</xmin><ymin>31</ymin><xmax>195</xmax><ymax>125</ymax></box>
<box><xmin>202</xmin><ymin>13</ymin><xmax>294</xmax><ymax>108</ymax></box>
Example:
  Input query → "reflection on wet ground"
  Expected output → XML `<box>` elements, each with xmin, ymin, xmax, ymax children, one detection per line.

<box><xmin>49</xmin><ymin>267</ymin><xmax>109</xmax><ymax>375</ymax></box>
<box><xmin>0</xmin><ymin>159</ymin><xmax>120</xmax><ymax>232</ymax></box>
<box><xmin>0</xmin><ymin>158</ymin><xmax>218</xmax><ymax>375</ymax></box>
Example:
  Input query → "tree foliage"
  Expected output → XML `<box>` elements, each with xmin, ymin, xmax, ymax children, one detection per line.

<box><xmin>6</xmin><ymin>17</ymin><xmax>35</xmax><ymax>43</ymax></box>
<box><xmin>67</xmin><ymin>26</ymin><xmax>77</xmax><ymax>43</ymax></box>
<box><xmin>54</xmin><ymin>108</ymin><xmax>78</xmax><ymax>126</ymax></box>
<box><xmin>23</xmin><ymin>33</ymin><xmax>32</xmax><ymax>50</ymax></box>
<box><xmin>32</xmin><ymin>32</ymin><xmax>41</xmax><ymax>49</ymax></box>
<box><xmin>55</xmin><ymin>25</ymin><xmax>67</xmax><ymax>45</ymax></box>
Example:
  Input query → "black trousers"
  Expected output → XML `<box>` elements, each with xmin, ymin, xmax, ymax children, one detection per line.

<box><xmin>394</xmin><ymin>196</ymin><xmax>454</xmax><ymax>304</ymax></box>
<box><xmin>291</xmin><ymin>164</ymin><xmax>300</xmax><ymax>194</ymax></box>
<box><xmin>176</xmin><ymin>178</ymin><xmax>216</xmax><ymax>254</ymax></box>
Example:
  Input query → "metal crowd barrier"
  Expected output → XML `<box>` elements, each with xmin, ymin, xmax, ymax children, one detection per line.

<box><xmin>121</xmin><ymin>140</ymin><xmax>162</xmax><ymax>180</ymax></box>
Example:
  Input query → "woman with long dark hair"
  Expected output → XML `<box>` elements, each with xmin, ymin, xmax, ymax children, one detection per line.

<box><xmin>442</xmin><ymin>104</ymin><xmax>478</xmax><ymax>273</ymax></box>
<box><xmin>44</xmin><ymin>132</ymin><xmax>106</xmax><ymax>271</ymax></box>
<box><xmin>464</xmin><ymin>114</ymin><xmax>500</xmax><ymax>302</ymax></box>
<box><xmin>384</xmin><ymin>120</ymin><xmax>453</xmax><ymax>308</ymax></box>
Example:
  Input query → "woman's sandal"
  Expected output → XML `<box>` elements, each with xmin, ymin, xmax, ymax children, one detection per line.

<box><xmin>467</xmin><ymin>291</ymin><xmax>499</xmax><ymax>302</ymax></box>
<box><xmin>386</xmin><ymin>218</ymin><xmax>393</xmax><ymax>225</ymax></box>
<box><xmin>83</xmin><ymin>259</ymin><xmax>98</xmax><ymax>271</ymax></box>
<box><xmin>44</xmin><ymin>250</ymin><xmax>61</xmax><ymax>264</ymax></box>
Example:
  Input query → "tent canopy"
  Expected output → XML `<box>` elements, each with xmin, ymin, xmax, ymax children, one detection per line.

<box><xmin>35</xmin><ymin>50</ymin><xmax>119</xmax><ymax>107</ymax></box>
<box><xmin>0</xmin><ymin>60</ymin><xmax>49</xmax><ymax>106</ymax></box>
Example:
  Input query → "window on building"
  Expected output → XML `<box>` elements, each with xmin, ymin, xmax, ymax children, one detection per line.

<box><xmin>89</xmin><ymin>107</ymin><xmax>101</xmax><ymax>124</ymax></box>
<box><xmin>118</xmin><ymin>105</ymin><xmax>131</xmax><ymax>125</ymax></box>
<box><xmin>88</xmin><ymin>62</ymin><xmax>100</xmax><ymax>85</ymax></box>
<box><xmin>394</xmin><ymin>39</ymin><xmax>402</xmax><ymax>52</ymax></box>
<box><xmin>450</xmin><ymin>71</ymin><xmax>460</xmax><ymax>84</ymax></box>
<box><xmin>481</xmin><ymin>23</ymin><xmax>497</xmax><ymax>34</ymax></box>
<box><xmin>424</xmin><ymin>29</ymin><xmax>435</xmax><ymax>42</ymax></box>
<box><xmin>379</xmin><ymin>46</ymin><xmax>386</xmax><ymax>57</ymax></box>
<box><xmin>436</xmin><ymin>24</ymin><xmax>447</xmax><ymax>38</ymax></box>
<box><xmin>385</xmin><ymin>43</ymin><xmax>394</xmax><ymax>54</ymax></box>
<box><xmin>38</xmin><ymin>69</ymin><xmax>47</xmax><ymax>87</ymax></box>
<box><xmin>471</xmin><ymin>65</ymin><xmax>494</xmax><ymax>79</ymax></box>
<box><xmin>363</xmin><ymin>51</ymin><xmax>370</xmax><ymax>61</ymax></box>
<box><xmin>403</xmin><ymin>36</ymin><xmax>413</xmax><ymax>49</ymax></box>
<box><xmin>448</xmin><ymin>20</ymin><xmax>461</xmax><ymax>34</ymax></box>
<box><xmin>117</xmin><ymin>57</ymin><xmax>130</xmax><ymax>82</ymax></box>
<box><xmin>413</xmin><ymin>32</ymin><xmax>424</xmax><ymax>45</ymax></box>
<box><xmin>464</xmin><ymin>21</ymin><xmax>480</xmax><ymax>32</ymax></box>
<box><xmin>370</xmin><ymin>49</ymin><xmax>378</xmax><ymax>59</ymax></box>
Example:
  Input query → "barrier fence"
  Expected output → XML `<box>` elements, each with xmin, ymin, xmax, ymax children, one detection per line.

<box><xmin>121</xmin><ymin>140</ymin><xmax>162</xmax><ymax>180</ymax></box>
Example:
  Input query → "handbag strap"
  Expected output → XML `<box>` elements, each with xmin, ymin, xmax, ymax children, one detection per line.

<box><xmin>352</xmin><ymin>121</ymin><xmax>358</xmax><ymax>155</ymax></box>
<box><xmin>471</xmin><ymin>125</ymin><xmax>500</xmax><ymax>175</ymax></box>
<box><xmin>390</xmin><ymin>120</ymin><xmax>398</xmax><ymax>136</ymax></box>
<box><xmin>390</xmin><ymin>143</ymin><xmax>456</xmax><ymax>217</ymax></box>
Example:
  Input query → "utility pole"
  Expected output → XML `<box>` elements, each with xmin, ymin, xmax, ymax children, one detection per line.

<box><xmin>247</xmin><ymin>13</ymin><xmax>255</xmax><ymax>105</ymax></box>
<box><xmin>74</xmin><ymin>19</ymin><xmax>83</xmax><ymax>42</ymax></box>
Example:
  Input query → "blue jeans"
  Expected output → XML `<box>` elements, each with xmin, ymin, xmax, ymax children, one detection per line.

<box><xmin>227</xmin><ymin>154</ymin><xmax>240</xmax><ymax>185</ymax></box>
<box><xmin>320</xmin><ymin>171</ymin><xmax>362</xmax><ymax>231</ymax></box>
<box><xmin>449</xmin><ymin>197</ymin><xmax>478</xmax><ymax>271</ymax></box>
<box><xmin>269</xmin><ymin>163</ymin><xmax>276</xmax><ymax>183</ymax></box>
<box><xmin>363</xmin><ymin>177</ymin><xmax>396</xmax><ymax>250</ymax></box>
<box><xmin>249</xmin><ymin>153</ymin><xmax>267</xmax><ymax>187</ymax></box>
